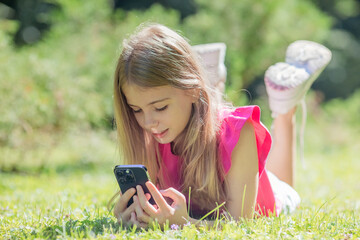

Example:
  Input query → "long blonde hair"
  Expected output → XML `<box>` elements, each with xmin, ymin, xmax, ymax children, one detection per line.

<box><xmin>113</xmin><ymin>23</ymin><xmax>226</xmax><ymax>209</ymax></box>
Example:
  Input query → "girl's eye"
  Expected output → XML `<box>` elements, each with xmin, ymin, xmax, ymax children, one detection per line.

<box><xmin>132</xmin><ymin>109</ymin><xmax>142</xmax><ymax>113</ymax></box>
<box><xmin>156</xmin><ymin>105</ymin><xmax>168</xmax><ymax>112</ymax></box>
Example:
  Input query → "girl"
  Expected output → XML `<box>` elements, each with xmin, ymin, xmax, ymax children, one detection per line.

<box><xmin>111</xmin><ymin>23</ymin><xmax>331</xmax><ymax>228</ymax></box>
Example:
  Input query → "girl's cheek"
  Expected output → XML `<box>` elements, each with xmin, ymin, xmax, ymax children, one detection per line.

<box><xmin>134</xmin><ymin>115</ymin><xmax>144</xmax><ymax>128</ymax></box>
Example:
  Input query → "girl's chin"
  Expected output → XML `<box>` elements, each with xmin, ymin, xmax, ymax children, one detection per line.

<box><xmin>153</xmin><ymin>135</ymin><xmax>173</xmax><ymax>144</ymax></box>
<box><xmin>152</xmin><ymin>130</ymin><xmax>182</xmax><ymax>145</ymax></box>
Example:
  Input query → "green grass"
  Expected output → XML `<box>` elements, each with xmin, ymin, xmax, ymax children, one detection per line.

<box><xmin>1</xmin><ymin>171</ymin><xmax>358</xmax><ymax>239</ymax></box>
<box><xmin>1</xmin><ymin>92</ymin><xmax>360</xmax><ymax>239</ymax></box>
<box><xmin>1</xmin><ymin>171</ymin><xmax>359</xmax><ymax>239</ymax></box>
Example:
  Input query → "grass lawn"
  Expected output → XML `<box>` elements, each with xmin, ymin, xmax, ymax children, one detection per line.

<box><xmin>1</xmin><ymin>94</ymin><xmax>360</xmax><ymax>239</ymax></box>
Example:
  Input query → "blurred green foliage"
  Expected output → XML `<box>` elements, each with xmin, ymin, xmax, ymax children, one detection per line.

<box><xmin>0</xmin><ymin>0</ymin><xmax>333</xmax><ymax>171</ymax></box>
<box><xmin>182</xmin><ymin>0</ymin><xmax>331</xmax><ymax>102</ymax></box>
<box><xmin>310</xmin><ymin>0</ymin><xmax>360</xmax><ymax>100</ymax></box>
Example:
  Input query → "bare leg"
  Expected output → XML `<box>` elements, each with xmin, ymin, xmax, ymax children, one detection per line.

<box><xmin>266</xmin><ymin>107</ymin><xmax>297</xmax><ymax>187</ymax></box>
<box><xmin>264</xmin><ymin>41</ymin><xmax>331</xmax><ymax>187</ymax></box>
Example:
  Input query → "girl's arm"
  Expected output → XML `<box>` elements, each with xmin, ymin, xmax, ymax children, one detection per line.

<box><xmin>135</xmin><ymin>120</ymin><xmax>259</xmax><ymax>226</ymax></box>
<box><xmin>224</xmin><ymin>120</ymin><xmax>259</xmax><ymax>219</ymax></box>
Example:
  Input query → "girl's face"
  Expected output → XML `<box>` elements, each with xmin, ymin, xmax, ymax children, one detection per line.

<box><xmin>122</xmin><ymin>83</ymin><xmax>195</xmax><ymax>144</ymax></box>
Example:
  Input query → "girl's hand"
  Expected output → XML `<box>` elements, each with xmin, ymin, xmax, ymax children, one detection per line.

<box><xmin>136</xmin><ymin>181</ymin><xmax>190</xmax><ymax>226</ymax></box>
<box><xmin>113</xmin><ymin>188</ymin><xmax>152</xmax><ymax>228</ymax></box>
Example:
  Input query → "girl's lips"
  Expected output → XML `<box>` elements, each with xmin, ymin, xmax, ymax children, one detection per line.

<box><xmin>153</xmin><ymin>129</ymin><xmax>168</xmax><ymax>139</ymax></box>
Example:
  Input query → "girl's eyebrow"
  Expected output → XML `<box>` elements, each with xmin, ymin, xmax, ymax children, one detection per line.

<box><xmin>148</xmin><ymin>98</ymin><xmax>170</xmax><ymax>105</ymax></box>
<box><xmin>128</xmin><ymin>98</ymin><xmax>170</xmax><ymax>107</ymax></box>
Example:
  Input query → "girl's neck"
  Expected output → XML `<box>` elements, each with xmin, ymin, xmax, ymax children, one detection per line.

<box><xmin>169</xmin><ymin>124</ymin><xmax>189</xmax><ymax>156</ymax></box>
<box><xmin>170</xmin><ymin>141</ymin><xmax>178</xmax><ymax>155</ymax></box>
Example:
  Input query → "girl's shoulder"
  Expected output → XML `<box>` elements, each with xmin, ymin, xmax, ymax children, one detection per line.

<box><xmin>218</xmin><ymin>105</ymin><xmax>263</xmax><ymax>140</ymax></box>
<box><xmin>218</xmin><ymin>105</ymin><xmax>272</xmax><ymax>175</ymax></box>
<box><xmin>219</xmin><ymin>105</ymin><xmax>261</xmax><ymax>123</ymax></box>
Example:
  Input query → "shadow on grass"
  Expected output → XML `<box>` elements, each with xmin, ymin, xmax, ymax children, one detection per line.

<box><xmin>0</xmin><ymin>160</ymin><xmax>111</xmax><ymax>176</ymax></box>
<box><xmin>39</xmin><ymin>217</ymin><xmax>124</xmax><ymax>239</ymax></box>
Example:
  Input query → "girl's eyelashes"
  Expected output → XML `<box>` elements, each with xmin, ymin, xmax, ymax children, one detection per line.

<box><xmin>132</xmin><ymin>108</ymin><xmax>142</xmax><ymax>113</ymax></box>
<box><xmin>156</xmin><ymin>105</ymin><xmax>168</xmax><ymax>112</ymax></box>
<box><xmin>131</xmin><ymin>105</ymin><xmax>168</xmax><ymax>113</ymax></box>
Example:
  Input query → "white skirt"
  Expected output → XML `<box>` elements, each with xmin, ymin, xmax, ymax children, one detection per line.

<box><xmin>267</xmin><ymin>171</ymin><xmax>301</xmax><ymax>215</ymax></box>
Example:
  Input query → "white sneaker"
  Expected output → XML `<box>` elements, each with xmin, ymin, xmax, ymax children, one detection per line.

<box><xmin>286</xmin><ymin>40</ymin><xmax>332</xmax><ymax>75</ymax></box>
<box><xmin>265</xmin><ymin>40</ymin><xmax>332</xmax><ymax>117</ymax></box>
<box><xmin>286</xmin><ymin>40</ymin><xmax>332</xmax><ymax>98</ymax></box>
<box><xmin>264</xmin><ymin>62</ymin><xmax>310</xmax><ymax>117</ymax></box>
<box><xmin>192</xmin><ymin>43</ymin><xmax>227</xmax><ymax>91</ymax></box>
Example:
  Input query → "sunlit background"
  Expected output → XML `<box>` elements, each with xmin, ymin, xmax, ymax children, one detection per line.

<box><xmin>1</xmin><ymin>0</ymin><xmax>359</xmax><ymax>238</ymax></box>
<box><xmin>1</xmin><ymin>0</ymin><xmax>359</xmax><ymax>171</ymax></box>
<box><xmin>1</xmin><ymin>0</ymin><xmax>359</xmax><ymax>205</ymax></box>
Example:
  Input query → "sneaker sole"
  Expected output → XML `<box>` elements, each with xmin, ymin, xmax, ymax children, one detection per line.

<box><xmin>265</xmin><ymin>62</ymin><xmax>311</xmax><ymax>115</ymax></box>
<box><xmin>286</xmin><ymin>40</ymin><xmax>332</xmax><ymax>97</ymax></box>
<box><xmin>265</xmin><ymin>40</ymin><xmax>332</xmax><ymax>116</ymax></box>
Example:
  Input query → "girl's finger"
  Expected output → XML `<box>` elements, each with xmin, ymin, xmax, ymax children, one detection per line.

<box><xmin>133</xmin><ymin>195</ymin><xmax>152</xmax><ymax>223</ymax></box>
<box><xmin>159</xmin><ymin>187</ymin><xmax>186</xmax><ymax>205</ymax></box>
<box><xmin>130</xmin><ymin>211</ymin><xmax>136</xmax><ymax>222</ymax></box>
<box><xmin>115</xmin><ymin>188</ymin><xmax>136</xmax><ymax>213</ymax></box>
<box><xmin>116</xmin><ymin>200</ymin><xmax>138</xmax><ymax>224</ymax></box>
<box><xmin>129</xmin><ymin>211</ymin><xmax>149</xmax><ymax>229</ymax></box>
<box><xmin>144</xmin><ymin>181</ymin><xmax>169</xmax><ymax>210</ymax></box>
<box><xmin>136</xmin><ymin>185</ymin><xmax>158</xmax><ymax>217</ymax></box>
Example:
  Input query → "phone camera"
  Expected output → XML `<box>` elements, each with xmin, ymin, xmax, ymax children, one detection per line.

<box><xmin>126</xmin><ymin>174</ymin><xmax>134</xmax><ymax>182</ymax></box>
<box><xmin>117</xmin><ymin>170</ymin><xmax>124</xmax><ymax>177</ymax></box>
<box><xmin>117</xmin><ymin>169</ymin><xmax>135</xmax><ymax>184</ymax></box>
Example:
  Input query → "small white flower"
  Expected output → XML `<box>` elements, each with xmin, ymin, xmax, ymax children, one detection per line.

<box><xmin>171</xmin><ymin>224</ymin><xmax>179</xmax><ymax>230</ymax></box>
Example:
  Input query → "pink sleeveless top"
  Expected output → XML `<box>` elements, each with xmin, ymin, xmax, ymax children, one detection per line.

<box><xmin>158</xmin><ymin>106</ymin><xmax>277</xmax><ymax>217</ymax></box>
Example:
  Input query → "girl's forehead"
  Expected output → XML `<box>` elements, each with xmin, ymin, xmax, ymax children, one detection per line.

<box><xmin>122</xmin><ymin>83</ymin><xmax>175</xmax><ymax>106</ymax></box>
<box><xmin>122</xmin><ymin>83</ymin><xmax>171</xmax><ymax>95</ymax></box>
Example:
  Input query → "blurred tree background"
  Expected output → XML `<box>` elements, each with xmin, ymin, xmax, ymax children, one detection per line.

<box><xmin>0</xmin><ymin>0</ymin><xmax>359</xmax><ymax>173</ymax></box>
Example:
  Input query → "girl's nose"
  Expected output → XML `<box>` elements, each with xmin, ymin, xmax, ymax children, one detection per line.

<box><xmin>143</xmin><ymin>114</ymin><xmax>158</xmax><ymax>129</ymax></box>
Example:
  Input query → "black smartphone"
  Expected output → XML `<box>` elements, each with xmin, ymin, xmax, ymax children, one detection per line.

<box><xmin>114</xmin><ymin>164</ymin><xmax>156</xmax><ymax>207</ymax></box>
